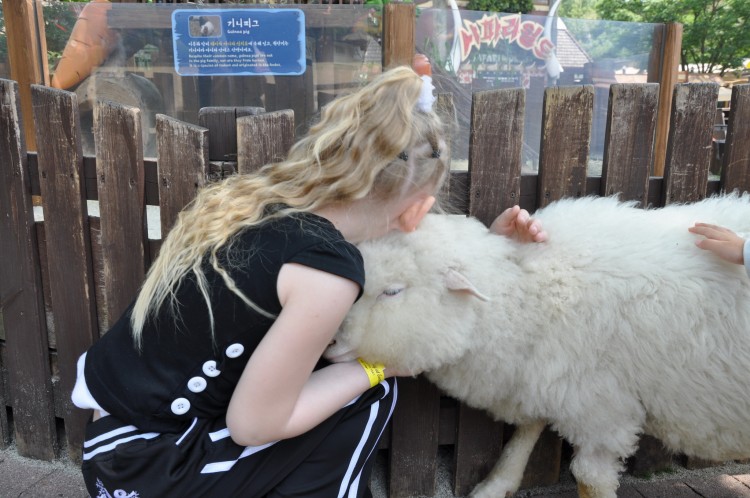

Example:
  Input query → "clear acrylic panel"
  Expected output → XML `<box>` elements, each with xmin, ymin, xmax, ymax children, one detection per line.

<box><xmin>416</xmin><ymin>9</ymin><xmax>659</xmax><ymax>174</ymax></box>
<box><xmin>41</xmin><ymin>2</ymin><xmax>382</xmax><ymax>158</ymax></box>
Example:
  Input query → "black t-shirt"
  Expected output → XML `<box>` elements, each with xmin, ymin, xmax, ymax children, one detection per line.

<box><xmin>84</xmin><ymin>212</ymin><xmax>364</xmax><ymax>433</ymax></box>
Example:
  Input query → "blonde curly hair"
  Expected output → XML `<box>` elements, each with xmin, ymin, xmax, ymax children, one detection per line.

<box><xmin>130</xmin><ymin>66</ymin><xmax>449</xmax><ymax>345</ymax></box>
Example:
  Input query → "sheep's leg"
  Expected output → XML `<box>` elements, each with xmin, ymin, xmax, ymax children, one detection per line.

<box><xmin>469</xmin><ymin>420</ymin><xmax>546</xmax><ymax>498</ymax></box>
<box><xmin>570</xmin><ymin>446</ymin><xmax>621</xmax><ymax>498</ymax></box>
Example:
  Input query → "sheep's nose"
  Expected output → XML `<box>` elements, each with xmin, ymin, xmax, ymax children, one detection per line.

<box><xmin>328</xmin><ymin>339</ymin><xmax>336</xmax><ymax>347</ymax></box>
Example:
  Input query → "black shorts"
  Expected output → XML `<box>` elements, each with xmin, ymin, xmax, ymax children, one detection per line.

<box><xmin>81</xmin><ymin>379</ymin><xmax>396</xmax><ymax>497</ymax></box>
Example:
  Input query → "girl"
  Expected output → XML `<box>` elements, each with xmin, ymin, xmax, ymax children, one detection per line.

<box><xmin>72</xmin><ymin>66</ymin><xmax>544</xmax><ymax>497</ymax></box>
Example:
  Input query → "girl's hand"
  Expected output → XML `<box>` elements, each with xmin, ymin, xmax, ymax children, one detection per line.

<box><xmin>490</xmin><ymin>205</ymin><xmax>548</xmax><ymax>243</ymax></box>
<box><xmin>689</xmin><ymin>223</ymin><xmax>745</xmax><ymax>265</ymax></box>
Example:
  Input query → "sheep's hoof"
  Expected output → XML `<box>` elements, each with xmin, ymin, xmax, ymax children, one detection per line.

<box><xmin>469</xmin><ymin>480</ymin><xmax>515</xmax><ymax>498</ymax></box>
<box><xmin>577</xmin><ymin>482</ymin><xmax>598</xmax><ymax>498</ymax></box>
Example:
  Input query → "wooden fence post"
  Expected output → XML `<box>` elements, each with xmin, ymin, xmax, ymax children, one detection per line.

<box><xmin>721</xmin><ymin>84</ymin><xmax>750</xmax><ymax>193</ymax></box>
<box><xmin>155</xmin><ymin>114</ymin><xmax>209</xmax><ymax>239</ymax></box>
<box><xmin>94</xmin><ymin>101</ymin><xmax>148</xmax><ymax>330</ymax></box>
<box><xmin>388</xmin><ymin>377</ymin><xmax>441</xmax><ymax>497</ymax></box>
<box><xmin>600</xmin><ymin>83</ymin><xmax>660</xmax><ymax>206</ymax></box>
<box><xmin>2</xmin><ymin>0</ymin><xmax>50</xmax><ymax>150</ymax></box>
<box><xmin>468</xmin><ymin>88</ymin><xmax>525</xmax><ymax>226</ymax></box>
<box><xmin>537</xmin><ymin>85</ymin><xmax>594</xmax><ymax>208</ymax></box>
<box><xmin>382</xmin><ymin>3</ymin><xmax>415</xmax><ymax>69</ymax></box>
<box><xmin>649</xmin><ymin>23</ymin><xmax>683</xmax><ymax>177</ymax></box>
<box><xmin>451</xmin><ymin>87</ymin><xmax>527</xmax><ymax>495</ymax></box>
<box><xmin>31</xmin><ymin>84</ymin><xmax>99</xmax><ymax>462</ymax></box>
<box><xmin>237</xmin><ymin>110</ymin><xmax>296</xmax><ymax>175</ymax></box>
<box><xmin>662</xmin><ymin>83</ymin><xmax>718</xmax><ymax>205</ymax></box>
<box><xmin>0</xmin><ymin>78</ymin><xmax>56</xmax><ymax>459</ymax></box>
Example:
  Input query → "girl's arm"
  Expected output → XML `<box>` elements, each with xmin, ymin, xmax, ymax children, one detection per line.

<box><xmin>689</xmin><ymin>223</ymin><xmax>746</xmax><ymax>268</ymax></box>
<box><xmin>226</xmin><ymin>262</ymin><xmax>373</xmax><ymax>447</ymax></box>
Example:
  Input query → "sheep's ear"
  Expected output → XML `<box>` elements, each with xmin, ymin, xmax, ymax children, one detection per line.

<box><xmin>443</xmin><ymin>269</ymin><xmax>490</xmax><ymax>301</ymax></box>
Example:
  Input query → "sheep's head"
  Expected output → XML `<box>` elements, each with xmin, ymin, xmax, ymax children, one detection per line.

<box><xmin>325</xmin><ymin>215</ymin><xmax>489</xmax><ymax>374</ymax></box>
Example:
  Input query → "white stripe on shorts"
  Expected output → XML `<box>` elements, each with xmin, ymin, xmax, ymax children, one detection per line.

<box><xmin>83</xmin><ymin>432</ymin><xmax>161</xmax><ymax>460</ymax></box>
<box><xmin>83</xmin><ymin>425</ymin><xmax>139</xmax><ymax>448</ymax></box>
<box><xmin>200</xmin><ymin>441</ymin><xmax>277</xmax><ymax>474</ymax></box>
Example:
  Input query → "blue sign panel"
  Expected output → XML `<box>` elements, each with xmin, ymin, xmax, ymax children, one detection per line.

<box><xmin>172</xmin><ymin>9</ymin><xmax>306</xmax><ymax>76</ymax></box>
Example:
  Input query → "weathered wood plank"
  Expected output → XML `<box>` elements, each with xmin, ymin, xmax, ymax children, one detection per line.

<box><xmin>382</xmin><ymin>3</ymin><xmax>415</xmax><ymax>68</ymax></box>
<box><xmin>600</xmin><ymin>83</ymin><xmax>659</xmax><ymax>205</ymax></box>
<box><xmin>454</xmin><ymin>87</ymin><xmax>525</xmax><ymax>495</ymax></box>
<box><xmin>649</xmin><ymin>23</ymin><xmax>683</xmax><ymax>177</ymax></box>
<box><xmin>155</xmin><ymin>114</ymin><xmax>209</xmax><ymax>238</ymax></box>
<box><xmin>721</xmin><ymin>84</ymin><xmax>750</xmax><ymax>194</ymax></box>
<box><xmin>520</xmin><ymin>428</ymin><xmax>563</xmax><ymax>489</ymax></box>
<box><xmin>388</xmin><ymin>376</ymin><xmax>441</xmax><ymax>497</ymax></box>
<box><xmin>237</xmin><ymin>110</ymin><xmax>295</xmax><ymax>175</ymax></box>
<box><xmin>31</xmin><ymin>85</ymin><xmax>98</xmax><ymax>462</ymax></box>
<box><xmin>662</xmin><ymin>83</ymin><xmax>718</xmax><ymax>205</ymax></box>
<box><xmin>2</xmin><ymin>0</ymin><xmax>49</xmax><ymax>150</ymax></box>
<box><xmin>468</xmin><ymin>88</ymin><xmax>525</xmax><ymax>226</ymax></box>
<box><xmin>94</xmin><ymin>101</ymin><xmax>148</xmax><ymax>330</ymax></box>
<box><xmin>198</xmin><ymin>106</ymin><xmax>265</xmax><ymax>164</ymax></box>
<box><xmin>0</xmin><ymin>78</ymin><xmax>56</xmax><ymax>459</ymax></box>
<box><xmin>453</xmin><ymin>405</ymin><xmax>504</xmax><ymax>496</ymax></box>
<box><xmin>537</xmin><ymin>85</ymin><xmax>594</xmax><ymax>208</ymax></box>
<box><xmin>0</xmin><ymin>341</ymin><xmax>9</xmax><ymax>447</ymax></box>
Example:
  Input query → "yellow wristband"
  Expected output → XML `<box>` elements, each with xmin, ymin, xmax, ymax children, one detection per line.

<box><xmin>357</xmin><ymin>358</ymin><xmax>386</xmax><ymax>388</ymax></box>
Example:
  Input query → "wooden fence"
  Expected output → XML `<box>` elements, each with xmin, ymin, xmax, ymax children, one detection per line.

<box><xmin>1</xmin><ymin>76</ymin><xmax>749</xmax><ymax>497</ymax></box>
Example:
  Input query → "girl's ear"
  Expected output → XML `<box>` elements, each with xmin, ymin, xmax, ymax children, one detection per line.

<box><xmin>398</xmin><ymin>195</ymin><xmax>435</xmax><ymax>232</ymax></box>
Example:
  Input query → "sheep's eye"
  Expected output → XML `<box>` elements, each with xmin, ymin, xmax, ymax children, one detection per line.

<box><xmin>380</xmin><ymin>287</ymin><xmax>404</xmax><ymax>298</ymax></box>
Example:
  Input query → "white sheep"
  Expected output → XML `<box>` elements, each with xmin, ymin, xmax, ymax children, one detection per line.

<box><xmin>325</xmin><ymin>194</ymin><xmax>750</xmax><ymax>498</ymax></box>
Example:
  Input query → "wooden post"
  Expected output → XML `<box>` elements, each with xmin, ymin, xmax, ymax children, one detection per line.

<box><xmin>237</xmin><ymin>110</ymin><xmax>295</xmax><ymax>175</ymax></box>
<box><xmin>648</xmin><ymin>23</ymin><xmax>683</xmax><ymax>177</ymax></box>
<box><xmin>382</xmin><ymin>3</ymin><xmax>415</xmax><ymax>69</ymax></box>
<box><xmin>600</xmin><ymin>83</ymin><xmax>660</xmax><ymax>206</ymax></box>
<box><xmin>155</xmin><ymin>114</ymin><xmax>209</xmax><ymax>239</ymax></box>
<box><xmin>662</xmin><ymin>83</ymin><xmax>717</xmax><ymax>205</ymax></box>
<box><xmin>537</xmin><ymin>86</ymin><xmax>594</xmax><ymax>208</ymax></box>
<box><xmin>31</xmin><ymin>84</ymin><xmax>99</xmax><ymax>463</ymax></box>
<box><xmin>94</xmin><ymin>101</ymin><xmax>148</xmax><ymax>330</ymax></box>
<box><xmin>2</xmin><ymin>0</ymin><xmax>50</xmax><ymax>150</ymax></box>
<box><xmin>0</xmin><ymin>79</ymin><xmax>57</xmax><ymax>460</ymax></box>
<box><xmin>721</xmin><ymin>84</ymin><xmax>750</xmax><ymax>193</ymax></box>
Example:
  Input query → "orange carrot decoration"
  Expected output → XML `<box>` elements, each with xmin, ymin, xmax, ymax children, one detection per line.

<box><xmin>50</xmin><ymin>0</ymin><xmax>118</xmax><ymax>90</ymax></box>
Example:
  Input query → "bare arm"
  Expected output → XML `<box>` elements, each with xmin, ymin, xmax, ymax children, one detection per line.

<box><xmin>689</xmin><ymin>223</ymin><xmax>745</xmax><ymax>266</ymax></box>
<box><xmin>226</xmin><ymin>263</ymin><xmax>374</xmax><ymax>446</ymax></box>
<box><xmin>489</xmin><ymin>205</ymin><xmax>548</xmax><ymax>243</ymax></box>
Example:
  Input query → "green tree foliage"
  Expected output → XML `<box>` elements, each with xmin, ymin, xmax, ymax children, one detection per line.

<box><xmin>465</xmin><ymin>0</ymin><xmax>533</xmax><ymax>14</ymax></box>
<box><xmin>597</xmin><ymin>0</ymin><xmax>750</xmax><ymax>74</ymax></box>
<box><xmin>558</xmin><ymin>0</ymin><xmax>599</xmax><ymax>19</ymax></box>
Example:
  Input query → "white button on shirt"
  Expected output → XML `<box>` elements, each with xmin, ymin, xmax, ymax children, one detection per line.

<box><xmin>171</xmin><ymin>397</ymin><xmax>191</xmax><ymax>415</ymax></box>
<box><xmin>226</xmin><ymin>343</ymin><xmax>245</xmax><ymax>358</ymax></box>
<box><xmin>187</xmin><ymin>376</ymin><xmax>207</xmax><ymax>393</ymax></box>
<box><xmin>202</xmin><ymin>360</ymin><xmax>221</xmax><ymax>377</ymax></box>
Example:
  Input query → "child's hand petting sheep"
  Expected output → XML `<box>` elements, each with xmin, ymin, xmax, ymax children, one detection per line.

<box><xmin>490</xmin><ymin>205</ymin><xmax>548</xmax><ymax>243</ymax></box>
<box><xmin>689</xmin><ymin>222</ymin><xmax>747</xmax><ymax>268</ymax></box>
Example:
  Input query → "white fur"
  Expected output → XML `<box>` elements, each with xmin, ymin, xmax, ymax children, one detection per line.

<box><xmin>326</xmin><ymin>194</ymin><xmax>750</xmax><ymax>498</ymax></box>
